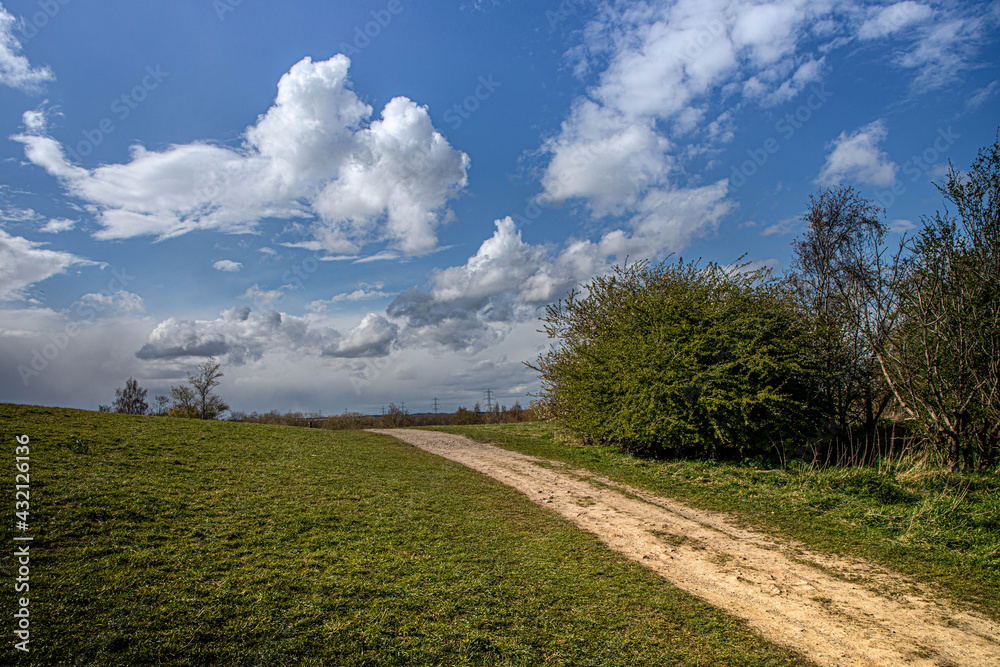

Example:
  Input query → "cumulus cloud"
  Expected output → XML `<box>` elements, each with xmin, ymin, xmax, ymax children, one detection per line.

<box><xmin>213</xmin><ymin>260</ymin><xmax>243</xmax><ymax>272</ymax></box>
<box><xmin>136</xmin><ymin>308</ymin><xmax>346</xmax><ymax>364</ymax></box>
<box><xmin>0</xmin><ymin>5</ymin><xmax>54</xmax><ymax>91</ymax></box>
<box><xmin>817</xmin><ymin>120</ymin><xmax>897</xmax><ymax>187</ymax></box>
<box><xmin>389</xmin><ymin>216</ymin><xmax>615</xmax><ymax>352</ymax></box>
<box><xmin>135</xmin><ymin>305</ymin><xmax>400</xmax><ymax>365</ymax></box>
<box><xmin>323</xmin><ymin>314</ymin><xmax>398</xmax><ymax>358</ymax></box>
<box><xmin>538</xmin><ymin>0</ymin><xmax>841</xmax><ymax>252</ymax></box>
<box><xmin>0</xmin><ymin>227</ymin><xmax>94</xmax><ymax>301</ymax></box>
<box><xmin>11</xmin><ymin>55</ymin><xmax>469</xmax><ymax>255</ymax></box>
<box><xmin>239</xmin><ymin>284</ymin><xmax>286</xmax><ymax>307</ymax></box>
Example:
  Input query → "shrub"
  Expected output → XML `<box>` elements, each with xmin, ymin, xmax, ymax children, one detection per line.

<box><xmin>532</xmin><ymin>258</ymin><xmax>822</xmax><ymax>459</ymax></box>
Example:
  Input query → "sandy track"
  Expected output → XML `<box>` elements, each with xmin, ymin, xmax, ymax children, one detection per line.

<box><xmin>370</xmin><ymin>429</ymin><xmax>1000</xmax><ymax>667</ymax></box>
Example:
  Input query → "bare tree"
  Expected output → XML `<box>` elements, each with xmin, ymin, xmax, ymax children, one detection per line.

<box><xmin>788</xmin><ymin>186</ymin><xmax>891</xmax><ymax>458</ymax></box>
<box><xmin>152</xmin><ymin>395</ymin><xmax>171</xmax><ymax>416</ymax></box>
<box><xmin>871</xmin><ymin>136</ymin><xmax>999</xmax><ymax>468</ymax></box>
<box><xmin>843</xmin><ymin>133</ymin><xmax>1000</xmax><ymax>469</ymax></box>
<box><xmin>110</xmin><ymin>377</ymin><xmax>149</xmax><ymax>415</ymax></box>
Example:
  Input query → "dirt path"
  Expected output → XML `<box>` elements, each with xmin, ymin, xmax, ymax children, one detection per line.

<box><xmin>371</xmin><ymin>429</ymin><xmax>1000</xmax><ymax>667</ymax></box>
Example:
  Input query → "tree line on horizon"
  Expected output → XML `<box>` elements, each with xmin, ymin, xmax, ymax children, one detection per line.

<box><xmin>102</xmin><ymin>359</ymin><xmax>543</xmax><ymax>429</ymax></box>
<box><xmin>532</xmin><ymin>132</ymin><xmax>999</xmax><ymax>471</ymax></box>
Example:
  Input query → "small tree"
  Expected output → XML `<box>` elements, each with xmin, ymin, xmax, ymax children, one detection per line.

<box><xmin>108</xmin><ymin>377</ymin><xmax>149</xmax><ymax>415</ymax></box>
<box><xmin>168</xmin><ymin>385</ymin><xmax>200</xmax><ymax>419</ymax></box>
<box><xmin>189</xmin><ymin>357</ymin><xmax>230</xmax><ymax>419</ymax></box>
<box><xmin>450</xmin><ymin>406</ymin><xmax>480</xmax><ymax>425</ymax></box>
<box><xmin>169</xmin><ymin>357</ymin><xmax>230</xmax><ymax>419</ymax></box>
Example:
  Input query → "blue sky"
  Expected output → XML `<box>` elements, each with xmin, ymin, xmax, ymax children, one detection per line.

<box><xmin>1</xmin><ymin>0</ymin><xmax>997</xmax><ymax>415</ymax></box>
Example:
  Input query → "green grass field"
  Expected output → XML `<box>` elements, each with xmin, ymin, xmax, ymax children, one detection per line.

<box><xmin>440</xmin><ymin>422</ymin><xmax>1000</xmax><ymax>622</ymax></box>
<box><xmin>1</xmin><ymin>404</ymin><xmax>810</xmax><ymax>666</ymax></box>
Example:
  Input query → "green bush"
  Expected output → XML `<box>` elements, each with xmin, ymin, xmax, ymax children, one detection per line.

<box><xmin>532</xmin><ymin>258</ymin><xmax>822</xmax><ymax>458</ymax></box>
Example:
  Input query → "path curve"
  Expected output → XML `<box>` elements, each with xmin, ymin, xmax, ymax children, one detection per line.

<box><xmin>370</xmin><ymin>429</ymin><xmax>1000</xmax><ymax>667</ymax></box>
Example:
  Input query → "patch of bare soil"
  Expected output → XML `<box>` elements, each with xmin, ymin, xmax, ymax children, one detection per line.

<box><xmin>371</xmin><ymin>429</ymin><xmax>1000</xmax><ymax>667</ymax></box>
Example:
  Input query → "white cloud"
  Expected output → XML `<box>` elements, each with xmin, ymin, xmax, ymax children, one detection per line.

<box><xmin>857</xmin><ymin>2</ymin><xmax>933</xmax><ymax>40</ymax></box>
<box><xmin>39</xmin><ymin>218</ymin><xmax>76</xmax><ymax>233</ymax></box>
<box><xmin>75</xmin><ymin>290</ymin><xmax>146</xmax><ymax>314</ymax></box>
<box><xmin>759</xmin><ymin>57</ymin><xmax>825</xmax><ymax>107</ymax></box>
<box><xmin>135</xmin><ymin>305</ymin><xmax>400</xmax><ymax>365</ymax></box>
<box><xmin>307</xmin><ymin>288</ymin><xmax>396</xmax><ymax>313</ymax></box>
<box><xmin>540</xmin><ymin>0</ymin><xmax>994</xmax><ymax>239</ymax></box>
<box><xmin>966</xmin><ymin>80</ymin><xmax>999</xmax><ymax>111</ymax></box>
<box><xmin>538</xmin><ymin>0</ymin><xmax>839</xmax><ymax>254</ymax></box>
<box><xmin>817</xmin><ymin>120</ymin><xmax>898</xmax><ymax>187</ymax></box>
<box><xmin>387</xmin><ymin>194</ymin><xmax>739</xmax><ymax>354</ymax></box>
<box><xmin>389</xmin><ymin>216</ymin><xmax>618</xmax><ymax>352</ymax></box>
<box><xmin>0</xmin><ymin>228</ymin><xmax>93</xmax><ymax>301</ymax></box>
<box><xmin>761</xmin><ymin>216</ymin><xmax>799</xmax><ymax>237</ymax></box>
<box><xmin>239</xmin><ymin>284</ymin><xmax>286</xmax><ymax>306</ymax></box>
<box><xmin>213</xmin><ymin>260</ymin><xmax>243</xmax><ymax>272</ymax></box>
<box><xmin>894</xmin><ymin>17</ymin><xmax>984</xmax><ymax>92</ymax></box>
<box><xmin>11</xmin><ymin>55</ymin><xmax>468</xmax><ymax>255</ymax></box>
<box><xmin>853</xmin><ymin>2</ymin><xmax>994</xmax><ymax>93</ymax></box>
<box><xmin>353</xmin><ymin>250</ymin><xmax>403</xmax><ymax>264</ymax></box>
<box><xmin>0</xmin><ymin>5</ymin><xmax>54</xmax><ymax>91</ymax></box>
<box><xmin>323</xmin><ymin>314</ymin><xmax>398</xmax><ymax>358</ymax></box>
<box><xmin>21</xmin><ymin>107</ymin><xmax>46</xmax><ymax>132</ymax></box>
<box><xmin>889</xmin><ymin>218</ymin><xmax>917</xmax><ymax>234</ymax></box>
<box><xmin>0</xmin><ymin>206</ymin><xmax>41</xmax><ymax>223</ymax></box>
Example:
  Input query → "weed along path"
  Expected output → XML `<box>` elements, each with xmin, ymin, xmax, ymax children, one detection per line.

<box><xmin>370</xmin><ymin>429</ymin><xmax>1000</xmax><ymax>667</ymax></box>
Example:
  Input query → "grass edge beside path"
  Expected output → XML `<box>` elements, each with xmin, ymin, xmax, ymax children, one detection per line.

<box><xmin>431</xmin><ymin>422</ymin><xmax>1000</xmax><ymax>622</ymax></box>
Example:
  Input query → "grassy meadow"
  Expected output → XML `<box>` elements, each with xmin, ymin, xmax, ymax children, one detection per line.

<box><xmin>440</xmin><ymin>423</ymin><xmax>1000</xmax><ymax>621</ymax></box>
<box><xmin>0</xmin><ymin>404</ymin><xmax>809</xmax><ymax>666</ymax></box>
